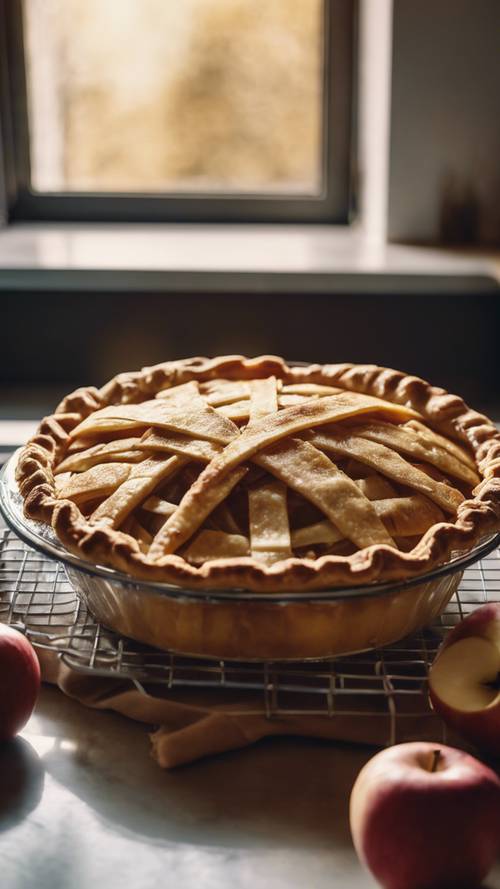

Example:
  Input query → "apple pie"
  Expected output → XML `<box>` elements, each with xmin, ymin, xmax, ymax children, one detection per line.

<box><xmin>16</xmin><ymin>356</ymin><xmax>500</xmax><ymax>592</ymax></box>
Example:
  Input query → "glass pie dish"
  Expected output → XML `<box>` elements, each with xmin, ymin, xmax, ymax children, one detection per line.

<box><xmin>2</xmin><ymin>450</ymin><xmax>498</xmax><ymax>661</ymax></box>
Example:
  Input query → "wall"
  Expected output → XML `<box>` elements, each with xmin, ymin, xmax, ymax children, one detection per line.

<box><xmin>389</xmin><ymin>0</ymin><xmax>500</xmax><ymax>244</ymax></box>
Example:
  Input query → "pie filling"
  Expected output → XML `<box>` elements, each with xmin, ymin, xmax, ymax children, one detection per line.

<box><xmin>52</xmin><ymin>375</ymin><xmax>479</xmax><ymax>568</ymax></box>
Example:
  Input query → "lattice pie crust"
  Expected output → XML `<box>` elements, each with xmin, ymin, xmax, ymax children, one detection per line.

<box><xmin>16</xmin><ymin>357</ymin><xmax>500</xmax><ymax>592</ymax></box>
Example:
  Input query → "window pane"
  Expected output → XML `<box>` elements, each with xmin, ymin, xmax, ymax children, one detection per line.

<box><xmin>22</xmin><ymin>0</ymin><xmax>324</xmax><ymax>195</ymax></box>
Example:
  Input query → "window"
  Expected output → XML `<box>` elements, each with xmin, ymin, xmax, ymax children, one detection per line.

<box><xmin>1</xmin><ymin>0</ymin><xmax>355</xmax><ymax>222</ymax></box>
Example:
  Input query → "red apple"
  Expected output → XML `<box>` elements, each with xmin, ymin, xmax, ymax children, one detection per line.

<box><xmin>428</xmin><ymin>602</ymin><xmax>500</xmax><ymax>756</ymax></box>
<box><xmin>0</xmin><ymin>625</ymin><xmax>41</xmax><ymax>740</ymax></box>
<box><xmin>349</xmin><ymin>742</ymin><xmax>500</xmax><ymax>889</ymax></box>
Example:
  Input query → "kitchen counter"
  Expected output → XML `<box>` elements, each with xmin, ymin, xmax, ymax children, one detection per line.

<box><xmin>3</xmin><ymin>688</ymin><xmax>378</xmax><ymax>889</ymax></box>
<box><xmin>1</xmin><ymin>436</ymin><xmax>499</xmax><ymax>889</ymax></box>
<box><xmin>0</xmin><ymin>687</ymin><xmax>499</xmax><ymax>889</ymax></box>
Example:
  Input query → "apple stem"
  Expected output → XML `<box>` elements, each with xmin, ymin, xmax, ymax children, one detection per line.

<box><xmin>430</xmin><ymin>749</ymin><xmax>441</xmax><ymax>773</ymax></box>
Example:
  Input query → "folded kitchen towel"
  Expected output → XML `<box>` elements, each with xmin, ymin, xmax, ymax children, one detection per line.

<box><xmin>33</xmin><ymin>643</ymin><xmax>448</xmax><ymax>768</ymax></box>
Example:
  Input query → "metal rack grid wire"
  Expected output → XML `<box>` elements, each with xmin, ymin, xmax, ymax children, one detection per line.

<box><xmin>1</xmin><ymin>528</ymin><xmax>499</xmax><ymax>744</ymax></box>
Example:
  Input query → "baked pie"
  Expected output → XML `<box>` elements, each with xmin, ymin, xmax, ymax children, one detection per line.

<box><xmin>16</xmin><ymin>356</ymin><xmax>500</xmax><ymax>593</ymax></box>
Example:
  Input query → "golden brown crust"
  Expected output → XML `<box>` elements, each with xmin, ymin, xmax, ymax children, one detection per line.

<box><xmin>16</xmin><ymin>355</ymin><xmax>500</xmax><ymax>592</ymax></box>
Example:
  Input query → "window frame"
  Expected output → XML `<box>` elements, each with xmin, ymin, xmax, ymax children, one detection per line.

<box><xmin>0</xmin><ymin>0</ymin><xmax>356</xmax><ymax>224</ymax></box>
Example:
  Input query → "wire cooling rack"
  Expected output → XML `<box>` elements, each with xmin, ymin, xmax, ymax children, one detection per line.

<box><xmin>1</xmin><ymin>527</ymin><xmax>499</xmax><ymax>744</ymax></box>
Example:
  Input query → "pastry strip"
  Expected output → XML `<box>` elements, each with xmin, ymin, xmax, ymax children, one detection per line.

<box><xmin>154</xmin><ymin>381</ymin><xmax>200</xmax><ymax>401</ymax></box>
<box><xmin>90</xmin><ymin>456</ymin><xmax>187</xmax><ymax>528</ymax></box>
<box><xmin>57</xmin><ymin>463</ymin><xmax>132</xmax><ymax>506</ymax></box>
<box><xmin>373</xmin><ymin>495</ymin><xmax>444</xmax><ymax>537</ymax></box>
<box><xmin>352</xmin><ymin>421</ymin><xmax>479</xmax><ymax>485</ymax></box>
<box><xmin>354</xmin><ymin>475</ymin><xmax>397</xmax><ymax>500</ymax></box>
<box><xmin>149</xmin><ymin>465</ymin><xmax>249</xmax><ymax>557</ymax></box>
<box><xmin>136</xmin><ymin>431</ymin><xmax>221</xmax><ymax>462</ymax></box>
<box><xmin>248</xmin><ymin>480</ymin><xmax>292</xmax><ymax>565</ymax></box>
<box><xmin>310</xmin><ymin>432</ymin><xmax>464</xmax><ymax>514</ymax></box>
<box><xmin>54</xmin><ymin>471</ymin><xmax>73</xmax><ymax>495</ymax></box>
<box><xmin>405</xmin><ymin>420</ymin><xmax>477</xmax><ymax>471</ymax></box>
<box><xmin>71</xmin><ymin>396</ymin><xmax>239</xmax><ymax>444</ymax></box>
<box><xmin>248</xmin><ymin>377</ymin><xmax>279</xmax><ymax>423</ymax></box>
<box><xmin>278</xmin><ymin>395</ymin><xmax>317</xmax><ymax>407</ymax></box>
<box><xmin>245</xmin><ymin>378</ymin><xmax>292</xmax><ymax>563</ymax></box>
<box><xmin>291</xmin><ymin>494</ymin><xmax>443</xmax><ymax>548</ymax></box>
<box><xmin>204</xmin><ymin>382</ymin><xmax>251</xmax><ymax>406</ymax></box>
<box><xmin>69</xmin><ymin>417</ymin><xmax>146</xmax><ymax>438</ymax></box>
<box><xmin>66</xmin><ymin>436</ymin><xmax>102</xmax><ymax>455</ymax></box>
<box><xmin>215</xmin><ymin>401</ymin><xmax>251</xmax><ymax>422</ymax></box>
<box><xmin>141</xmin><ymin>497</ymin><xmax>178</xmax><ymax>517</ymax></box>
<box><xmin>56</xmin><ymin>438</ymin><xmax>146</xmax><ymax>474</ymax></box>
<box><xmin>281</xmin><ymin>383</ymin><xmax>343</xmax><ymax>397</ymax></box>
<box><xmin>184</xmin><ymin>530</ymin><xmax>250</xmax><ymax>564</ymax></box>
<box><xmin>291</xmin><ymin>521</ymin><xmax>343</xmax><ymax>548</ymax></box>
<box><xmin>201</xmin><ymin>377</ymin><xmax>251</xmax><ymax>393</ymax></box>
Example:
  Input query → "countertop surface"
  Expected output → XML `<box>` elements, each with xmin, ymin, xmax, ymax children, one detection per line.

<box><xmin>2</xmin><ymin>689</ymin><xmax>382</xmax><ymax>889</ymax></box>
<box><xmin>1</xmin><ymin>441</ymin><xmax>499</xmax><ymax>889</ymax></box>
<box><xmin>0</xmin><ymin>688</ymin><xmax>499</xmax><ymax>889</ymax></box>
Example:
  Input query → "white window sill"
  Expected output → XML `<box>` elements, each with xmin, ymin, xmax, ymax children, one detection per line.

<box><xmin>0</xmin><ymin>421</ymin><xmax>39</xmax><ymax>447</ymax></box>
<box><xmin>0</xmin><ymin>222</ymin><xmax>499</xmax><ymax>294</ymax></box>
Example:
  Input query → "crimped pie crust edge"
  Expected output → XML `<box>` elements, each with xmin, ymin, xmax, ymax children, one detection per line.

<box><xmin>15</xmin><ymin>355</ymin><xmax>500</xmax><ymax>592</ymax></box>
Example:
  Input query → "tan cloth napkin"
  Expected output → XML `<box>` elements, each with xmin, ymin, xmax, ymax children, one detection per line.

<box><xmin>0</xmin><ymin>543</ymin><xmax>447</xmax><ymax>769</ymax></box>
<box><xmin>33</xmin><ymin>644</ymin><xmax>447</xmax><ymax>768</ymax></box>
